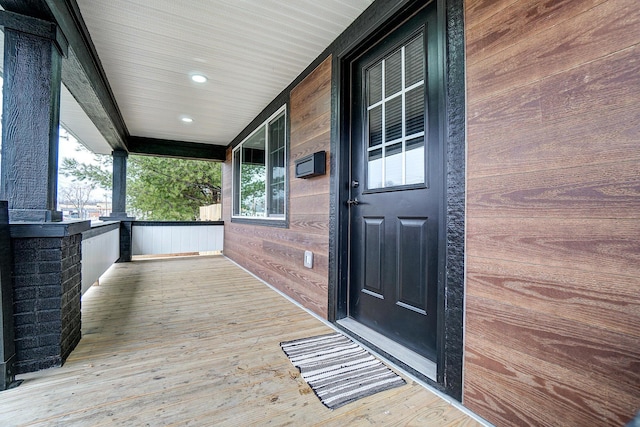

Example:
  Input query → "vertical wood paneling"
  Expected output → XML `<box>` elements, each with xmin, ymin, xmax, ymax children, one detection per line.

<box><xmin>131</xmin><ymin>225</ymin><xmax>223</xmax><ymax>255</ymax></box>
<box><xmin>223</xmin><ymin>56</ymin><xmax>332</xmax><ymax>318</ymax></box>
<box><xmin>464</xmin><ymin>0</ymin><xmax>640</xmax><ymax>426</ymax></box>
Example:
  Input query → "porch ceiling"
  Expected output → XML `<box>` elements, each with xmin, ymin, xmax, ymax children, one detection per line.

<box><xmin>66</xmin><ymin>0</ymin><xmax>373</xmax><ymax>154</ymax></box>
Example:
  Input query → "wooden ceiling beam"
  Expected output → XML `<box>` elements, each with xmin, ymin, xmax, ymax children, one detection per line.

<box><xmin>127</xmin><ymin>136</ymin><xmax>227</xmax><ymax>161</ymax></box>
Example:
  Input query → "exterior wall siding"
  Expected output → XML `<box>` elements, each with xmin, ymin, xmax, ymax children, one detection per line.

<box><xmin>463</xmin><ymin>0</ymin><xmax>640</xmax><ymax>425</ymax></box>
<box><xmin>223</xmin><ymin>56</ymin><xmax>332</xmax><ymax>318</ymax></box>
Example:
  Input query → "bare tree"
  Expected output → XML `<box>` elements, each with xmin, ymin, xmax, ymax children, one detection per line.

<box><xmin>59</xmin><ymin>183</ymin><xmax>95</xmax><ymax>220</ymax></box>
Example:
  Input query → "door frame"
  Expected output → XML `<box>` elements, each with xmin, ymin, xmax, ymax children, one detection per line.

<box><xmin>328</xmin><ymin>0</ymin><xmax>466</xmax><ymax>401</ymax></box>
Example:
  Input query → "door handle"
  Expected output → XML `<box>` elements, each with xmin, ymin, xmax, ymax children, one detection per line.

<box><xmin>346</xmin><ymin>198</ymin><xmax>359</xmax><ymax>206</ymax></box>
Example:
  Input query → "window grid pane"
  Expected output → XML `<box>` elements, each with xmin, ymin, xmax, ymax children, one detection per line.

<box><xmin>385</xmin><ymin>49</ymin><xmax>402</xmax><ymax>97</ymax></box>
<box><xmin>240</xmin><ymin>129</ymin><xmax>266</xmax><ymax>217</ymax></box>
<box><xmin>369</xmin><ymin>105</ymin><xmax>382</xmax><ymax>148</ymax></box>
<box><xmin>385</xmin><ymin>96</ymin><xmax>402</xmax><ymax>142</ymax></box>
<box><xmin>368</xmin><ymin>63</ymin><xmax>382</xmax><ymax>106</ymax></box>
<box><xmin>405</xmin><ymin>36</ymin><xmax>424</xmax><ymax>87</ymax></box>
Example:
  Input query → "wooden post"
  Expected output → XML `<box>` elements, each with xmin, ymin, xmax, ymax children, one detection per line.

<box><xmin>0</xmin><ymin>11</ymin><xmax>68</xmax><ymax>222</ymax></box>
<box><xmin>99</xmin><ymin>150</ymin><xmax>135</xmax><ymax>262</ymax></box>
<box><xmin>110</xmin><ymin>150</ymin><xmax>129</xmax><ymax>217</ymax></box>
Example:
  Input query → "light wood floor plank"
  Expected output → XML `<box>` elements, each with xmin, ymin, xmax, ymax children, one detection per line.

<box><xmin>1</xmin><ymin>256</ymin><xmax>480</xmax><ymax>426</ymax></box>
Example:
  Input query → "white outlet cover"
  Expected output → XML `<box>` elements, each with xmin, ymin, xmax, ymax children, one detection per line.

<box><xmin>304</xmin><ymin>250</ymin><xmax>313</xmax><ymax>268</ymax></box>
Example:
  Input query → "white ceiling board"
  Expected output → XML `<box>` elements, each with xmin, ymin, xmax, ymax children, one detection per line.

<box><xmin>60</xmin><ymin>84</ymin><xmax>113</xmax><ymax>155</ymax></box>
<box><xmin>76</xmin><ymin>0</ymin><xmax>374</xmax><ymax>147</ymax></box>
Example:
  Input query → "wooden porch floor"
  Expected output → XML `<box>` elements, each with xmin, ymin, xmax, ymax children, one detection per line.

<box><xmin>1</xmin><ymin>256</ymin><xmax>481</xmax><ymax>426</ymax></box>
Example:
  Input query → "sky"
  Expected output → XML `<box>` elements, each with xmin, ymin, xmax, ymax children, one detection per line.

<box><xmin>58</xmin><ymin>128</ymin><xmax>109</xmax><ymax>201</ymax></box>
<box><xmin>58</xmin><ymin>128</ymin><xmax>99</xmax><ymax>166</ymax></box>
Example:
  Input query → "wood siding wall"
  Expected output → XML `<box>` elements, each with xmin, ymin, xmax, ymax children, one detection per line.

<box><xmin>464</xmin><ymin>1</ymin><xmax>640</xmax><ymax>426</ymax></box>
<box><xmin>222</xmin><ymin>56</ymin><xmax>332</xmax><ymax>318</ymax></box>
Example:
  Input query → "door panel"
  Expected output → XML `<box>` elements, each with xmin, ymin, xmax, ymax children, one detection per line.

<box><xmin>348</xmin><ymin>5</ymin><xmax>440</xmax><ymax>361</ymax></box>
<box><xmin>397</xmin><ymin>217</ymin><xmax>429</xmax><ymax>314</ymax></box>
<box><xmin>363</xmin><ymin>217</ymin><xmax>384</xmax><ymax>295</ymax></box>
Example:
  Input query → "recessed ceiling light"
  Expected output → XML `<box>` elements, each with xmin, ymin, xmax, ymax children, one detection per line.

<box><xmin>191</xmin><ymin>74</ymin><xmax>207</xmax><ymax>83</ymax></box>
<box><xmin>181</xmin><ymin>116</ymin><xmax>193</xmax><ymax>123</ymax></box>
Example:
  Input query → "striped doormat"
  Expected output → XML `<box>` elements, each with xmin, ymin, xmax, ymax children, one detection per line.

<box><xmin>280</xmin><ymin>333</ymin><xmax>406</xmax><ymax>409</ymax></box>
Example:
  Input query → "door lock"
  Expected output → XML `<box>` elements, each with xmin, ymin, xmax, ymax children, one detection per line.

<box><xmin>351</xmin><ymin>180</ymin><xmax>359</xmax><ymax>188</ymax></box>
<box><xmin>346</xmin><ymin>198</ymin><xmax>359</xmax><ymax>206</ymax></box>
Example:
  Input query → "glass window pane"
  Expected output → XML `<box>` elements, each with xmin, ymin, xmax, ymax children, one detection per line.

<box><xmin>385</xmin><ymin>143</ymin><xmax>403</xmax><ymax>187</ymax></box>
<box><xmin>406</xmin><ymin>87</ymin><xmax>425</xmax><ymax>136</ymax></box>
<box><xmin>385</xmin><ymin>50</ymin><xmax>402</xmax><ymax>96</ymax></box>
<box><xmin>239</xmin><ymin>128</ymin><xmax>266</xmax><ymax>217</ymax></box>
<box><xmin>367</xmin><ymin>63</ymin><xmax>382</xmax><ymax>106</ymax></box>
<box><xmin>268</xmin><ymin>114</ymin><xmax>286</xmax><ymax>216</ymax></box>
<box><xmin>369</xmin><ymin>105</ymin><xmax>382</xmax><ymax>148</ymax></box>
<box><xmin>233</xmin><ymin>107</ymin><xmax>287</xmax><ymax>220</ymax></box>
<box><xmin>368</xmin><ymin>148</ymin><xmax>383</xmax><ymax>189</ymax></box>
<box><xmin>405</xmin><ymin>35</ymin><xmax>424</xmax><ymax>87</ymax></box>
<box><xmin>232</xmin><ymin>149</ymin><xmax>241</xmax><ymax>215</ymax></box>
<box><xmin>405</xmin><ymin>137</ymin><xmax>425</xmax><ymax>185</ymax></box>
<box><xmin>240</xmin><ymin>162</ymin><xmax>265</xmax><ymax>217</ymax></box>
<box><xmin>385</xmin><ymin>96</ymin><xmax>402</xmax><ymax>142</ymax></box>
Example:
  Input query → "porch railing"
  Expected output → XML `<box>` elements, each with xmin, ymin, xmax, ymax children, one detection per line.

<box><xmin>131</xmin><ymin>221</ymin><xmax>224</xmax><ymax>256</ymax></box>
<box><xmin>81</xmin><ymin>222</ymin><xmax>120</xmax><ymax>294</ymax></box>
<box><xmin>80</xmin><ymin>220</ymin><xmax>224</xmax><ymax>295</ymax></box>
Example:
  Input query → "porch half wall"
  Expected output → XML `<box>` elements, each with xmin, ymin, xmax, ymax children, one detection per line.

<box><xmin>222</xmin><ymin>57</ymin><xmax>332</xmax><ymax>318</ymax></box>
<box><xmin>463</xmin><ymin>0</ymin><xmax>640</xmax><ymax>426</ymax></box>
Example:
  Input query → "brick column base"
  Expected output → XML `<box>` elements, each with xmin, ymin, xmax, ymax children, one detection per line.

<box><xmin>10</xmin><ymin>225</ymin><xmax>86</xmax><ymax>373</ymax></box>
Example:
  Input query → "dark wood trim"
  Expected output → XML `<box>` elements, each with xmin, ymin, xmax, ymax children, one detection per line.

<box><xmin>127</xmin><ymin>136</ymin><xmax>226</xmax><ymax>161</ymax></box>
<box><xmin>133</xmin><ymin>220</ymin><xmax>224</xmax><ymax>227</ymax></box>
<box><xmin>437</xmin><ymin>0</ymin><xmax>465</xmax><ymax>402</ymax></box>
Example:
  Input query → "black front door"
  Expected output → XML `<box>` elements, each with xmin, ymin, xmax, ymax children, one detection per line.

<box><xmin>348</xmin><ymin>6</ymin><xmax>441</xmax><ymax>361</ymax></box>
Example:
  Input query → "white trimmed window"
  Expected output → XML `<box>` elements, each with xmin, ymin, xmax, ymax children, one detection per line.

<box><xmin>232</xmin><ymin>106</ymin><xmax>287</xmax><ymax>220</ymax></box>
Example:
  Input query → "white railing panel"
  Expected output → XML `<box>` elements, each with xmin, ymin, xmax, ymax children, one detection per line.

<box><xmin>81</xmin><ymin>228</ymin><xmax>119</xmax><ymax>295</ymax></box>
<box><xmin>132</xmin><ymin>223</ymin><xmax>223</xmax><ymax>256</ymax></box>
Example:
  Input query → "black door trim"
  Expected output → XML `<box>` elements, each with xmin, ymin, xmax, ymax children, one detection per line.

<box><xmin>328</xmin><ymin>0</ymin><xmax>465</xmax><ymax>401</ymax></box>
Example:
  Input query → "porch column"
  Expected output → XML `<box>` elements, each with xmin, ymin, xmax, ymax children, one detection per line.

<box><xmin>110</xmin><ymin>150</ymin><xmax>129</xmax><ymax>217</ymax></box>
<box><xmin>100</xmin><ymin>150</ymin><xmax>135</xmax><ymax>262</ymax></box>
<box><xmin>0</xmin><ymin>12</ymin><xmax>68</xmax><ymax>222</ymax></box>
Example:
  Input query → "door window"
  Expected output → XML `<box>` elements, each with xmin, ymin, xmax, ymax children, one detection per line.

<box><xmin>366</xmin><ymin>34</ymin><xmax>425</xmax><ymax>190</ymax></box>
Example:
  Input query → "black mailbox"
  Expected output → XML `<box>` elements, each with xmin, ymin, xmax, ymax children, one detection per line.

<box><xmin>295</xmin><ymin>151</ymin><xmax>326</xmax><ymax>179</ymax></box>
